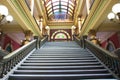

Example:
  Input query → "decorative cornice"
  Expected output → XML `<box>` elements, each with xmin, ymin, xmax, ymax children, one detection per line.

<box><xmin>74</xmin><ymin>0</ymin><xmax>84</xmax><ymax>26</ymax></box>
<box><xmin>79</xmin><ymin>0</ymin><xmax>119</xmax><ymax>37</ymax></box>
<box><xmin>48</xmin><ymin>21</ymin><xmax>73</xmax><ymax>26</ymax></box>
<box><xmin>7</xmin><ymin>0</ymin><xmax>43</xmax><ymax>37</ymax></box>
<box><xmin>35</xmin><ymin>0</ymin><xmax>47</xmax><ymax>26</ymax></box>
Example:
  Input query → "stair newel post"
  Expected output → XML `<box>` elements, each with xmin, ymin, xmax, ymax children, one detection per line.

<box><xmin>82</xmin><ymin>35</ymin><xmax>87</xmax><ymax>49</ymax></box>
<box><xmin>39</xmin><ymin>37</ymin><xmax>42</xmax><ymax>48</ymax></box>
<box><xmin>34</xmin><ymin>36</ymin><xmax>40</xmax><ymax>49</ymax></box>
<box><xmin>38</xmin><ymin>37</ymin><xmax>41</xmax><ymax>49</ymax></box>
<box><xmin>0</xmin><ymin>62</ymin><xmax>4</xmax><ymax>78</ymax></box>
<box><xmin>79</xmin><ymin>37</ymin><xmax>82</xmax><ymax>47</ymax></box>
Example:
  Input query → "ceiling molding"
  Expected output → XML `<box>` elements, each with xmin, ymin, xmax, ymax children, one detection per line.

<box><xmin>74</xmin><ymin>0</ymin><xmax>84</xmax><ymax>26</ymax></box>
<box><xmin>50</xmin><ymin>25</ymin><xmax>72</xmax><ymax>29</ymax></box>
<box><xmin>15</xmin><ymin>0</ymin><xmax>43</xmax><ymax>37</ymax></box>
<box><xmin>1</xmin><ymin>25</ymin><xmax>23</xmax><ymax>33</ymax></box>
<box><xmin>48</xmin><ymin>22</ymin><xmax>73</xmax><ymax>26</ymax></box>
<box><xmin>35</xmin><ymin>0</ymin><xmax>47</xmax><ymax>26</ymax></box>
<box><xmin>4</xmin><ymin>0</ymin><xmax>42</xmax><ymax>37</ymax></box>
<box><xmin>0</xmin><ymin>0</ymin><xmax>28</xmax><ymax>31</ymax></box>
<box><xmin>79</xmin><ymin>0</ymin><xmax>119</xmax><ymax>37</ymax></box>
<box><xmin>98</xmin><ymin>22</ymin><xmax>120</xmax><ymax>32</ymax></box>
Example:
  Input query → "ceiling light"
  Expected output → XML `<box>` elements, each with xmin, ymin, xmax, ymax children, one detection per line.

<box><xmin>107</xmin><ymin>12</ymin><xmax>115</xmax><ymax>20</ymax></box>
<box><xmin>0</xmin><ymin>5</ymin><xmax>8</xmax><ymax>16</ymax></box>
<box><xmin>0</xmin><ymin>5</ymin><xmax>13</xmax><ymax>23</ymax></box>
<box><xmin>112</xmin><ymin>3</ymin><xmax>120</xmax><ymax>20</ymax></box>
<box><xmin>6</xmin><ymin>15</ymin><xmax>13</xmax><ymax>23</ymax></box>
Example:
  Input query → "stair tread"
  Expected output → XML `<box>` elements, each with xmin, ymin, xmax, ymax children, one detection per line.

<box><xmin>14</xmin><ymin>69</ymin><xmax>108</xmax><ymax>72</ymax></box>
<box><xmin>9</xmin><ymin>73</ymin><xmax>114</xmax><ymax>78</ymax></box>
<box><xmin>28</xmin><ymin>56</ymin><xmax>94</xmax><ymax>58</ymax></box>
<box><xmin>33</xmin><ymin>52</ymin><xmax>88</xmax><ymax>53</ymax></box>
<box><xmin>26</xmin><ymin>57</ymin><xmax>96</xmax><ymax>60</ymax></box>
<box><xmin>31</xmin><ymin>54</ymin><xmax>91</xmax><ymax>56</ymax></box>
<box><xmin>9</xmin><ymin>75</ymin><xmax>115</xmax><ymax>80</ymax></box>
<box><xmin>24</xmin><ymin>60</ymin><xmax>98</xmax><ymax>63</ymax></box>
<box><xmin>18</xmin><ymin>65</ymin><xmax>105</xmax><ymax>69</ymax></box>
<box><xmin>21</xmin><ymin>62</ymin><xmax>101</xmax><ymax>66</ymax></box>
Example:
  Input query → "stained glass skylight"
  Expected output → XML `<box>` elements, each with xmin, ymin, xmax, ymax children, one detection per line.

<box><xmin>43</xmin><ymin>0</ymin><xmax>76</xmax><ymax>20</ymax></box>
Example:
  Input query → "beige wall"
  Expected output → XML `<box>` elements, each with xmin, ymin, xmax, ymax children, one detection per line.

<box><xmin>50</xmin><ymin>25</ymin><xmax>72</xmax><ymax>29</ymax></box>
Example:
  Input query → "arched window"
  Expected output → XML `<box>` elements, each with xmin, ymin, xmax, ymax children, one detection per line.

<box><xmin>5</xmin><ymin>43</ymin><xmax>13</xmax><ymax>53</ymax></box>
<box><xmin>55</xmin><ymin>33</ymin><xmax>67</xmax><ymax>39</ymax></box>
<box><xmin>106</xmin><ymin>41</ymin><xmax>115</xmax><ymax>52</ymax></box>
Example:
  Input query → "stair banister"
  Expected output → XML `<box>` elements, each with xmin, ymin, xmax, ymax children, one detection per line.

<box><xmin>73</xmin><ymin>35</ymin><xmax>82</xmax><ymax>47</ymax></box>
<box><xmin>84</xmin><ymin>39</ymin><xmax>120</xmax><ymax>77</ymax></box>
<box><xmin>40</xmin><ymin>36</ymin><xmax>48</xmax><ymax>47</ymax></box>
<box><xmin>0</xmin><ymin>39</ymin><xmax>37</xmax><ymax>78</ymax></box>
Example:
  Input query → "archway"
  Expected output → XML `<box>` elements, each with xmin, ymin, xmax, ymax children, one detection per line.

<box><xmin>55</xmin><ymin>33</ymin><xmax>67</xmax><ymax>39</ymax></box>
<box><xmin>5</xmin><ymin>43</ymin><xmax>13</xmax><ymax>53</ymax></box>
<box><xmin>106</xmin><ymin>41</ymin><xmax>115</xmax><ymax>52</ymax></box>
<box><xmin>51</xmin><ymin>30</ymin><xmax>71</xmax><ymax>41</ymax></box>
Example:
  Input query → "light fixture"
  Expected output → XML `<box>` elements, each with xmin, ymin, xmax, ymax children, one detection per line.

<box><xmin>0</xmin><ymin>5</ymin><xmax>8</xmax><ymax>16</ymax></box>
<box><xmin>6</xmin><ymin>15</ymin><xmax>13</xmax><ymax>23</ymax></box>
<box><xmin>71</xmin><ymin>25</ymin><xmax>76</xmax><ymax>29</ymax></box>
<box><xmin>108</xmin><ymin>3</ymin><xmax>120</xmax><ymax>21</ymax></box>
<box><xmin>45</xmin><ymin>26</ymin><xmax>49</xmax><ymax>30</ymax></box>
<box><xmin>112</xmin><ymin>3</ymin><xmax>120</xmax><ymax>14</ymax></box>
<box><xmin>0</xmin><ymin>5</ymin><xmax>13</xmax><ymax>23</ymax></box>
<box><xmin>112</xmin><ymin>3</ymin><xmax>120</xmax><ymax>20</ymax></box>
<box><xmin>107</xmin><ymin>12</ymin><xmax>115</xmax><ymax>21</ymax></box>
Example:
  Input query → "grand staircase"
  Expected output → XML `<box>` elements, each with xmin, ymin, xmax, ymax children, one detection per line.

<box><xmin>8</xmin><ymin>41</ymin><xmax>117</xmax><ymax>80</ymax></box>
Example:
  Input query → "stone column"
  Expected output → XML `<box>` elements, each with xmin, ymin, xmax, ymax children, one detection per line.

<box><xmin>45</xmin><ymin>26</ymin><xmax>50</xmax><ymax>41</ymax></box>
<box><xmin>45</xmin><ymin>26</ymin><xmax>50</xmax><ymax>35</ymax></box>
<box><xmin>71</xmin><ymin>25</ymin><xmax>76</xmax><ymax>40</ymax></box>
<box><xmin>30</xmin><ymin>0</ymin><xmax>34</xmax><ymax>16</ymax></box>
<box><xmin>78</xmin><ymin>17</ymin><xmax>83</xmax><ymax>34</ymax></box>
<box><xmin>39</xmin><ymin>17</ymin><xmax>43</xmax><ymax>34</ymax></box>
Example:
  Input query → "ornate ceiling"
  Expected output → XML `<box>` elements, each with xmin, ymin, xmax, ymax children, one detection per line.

<box><xmin>0</xmin><ymin>0</ymin><xmax>120</xmax><ymax>38</ymax></box>
<box><xmin>43</xmin><ymin>0</ymin><xmax>76</xmax><ymax>21</ymax></box>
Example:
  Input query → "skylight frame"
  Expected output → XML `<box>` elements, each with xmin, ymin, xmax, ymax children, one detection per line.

<box><xmin>43</xmin><ymin>0</ymin><xmax>76</xmax><ymax>20</ymax></box>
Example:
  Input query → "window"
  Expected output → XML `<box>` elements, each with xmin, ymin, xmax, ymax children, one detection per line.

<box><xmin>43</xmin><ymin>0</ymin><xmax>76</xmax><ymax>20</ymax></box>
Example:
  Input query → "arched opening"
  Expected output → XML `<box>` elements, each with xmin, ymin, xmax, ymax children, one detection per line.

<box><xmin>51</xmin><ymin>30</ymin><xmax>71</xmax><ymax>41</ymax></box>
<box><xmin>55</xmin><ymin>33</ymin><xmax>67</xmax><ymax>39</ymax></box>
<box><xmin>54</xmin><ymin>32</ymin><xmax>67</xmax><ymax>41</ymax></box>
<box><xmin>106</xmin><ymin>41</ymin><xmax>115</xmax><ymax>52</ymax></box>
<box><xmin>5</xmin><ymin>43</ymin><xmax>13</xmax><ymax>53</ymax></box>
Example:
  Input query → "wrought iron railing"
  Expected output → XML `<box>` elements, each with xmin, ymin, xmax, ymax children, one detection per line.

<box><xmin>74</xmin><ymin>36</ymin><xmax>120</xmax><ymax>78</ymax></box>
<box><xmin>85</xmin><ymin>40</ymin><xmax>120</xmax><ymax>77</ymax></box>
<box><xmin>73</xmin><ymin>36</ymin><xmax>81</xmax><ymax>46</ymax></box>
<box><xmin>0</xmin><ymin>40</ymin><xmax>37</xmax><ymax>78</ymax></box>
<box><xmin>40</xmin><ymin>36</ymin><xmax>48</xmax><ymax>47</ymax></box>
<box><xmin>73</xmin><ymin>35</ymin><xmax>85</xmax><ymax>48</ymax></box>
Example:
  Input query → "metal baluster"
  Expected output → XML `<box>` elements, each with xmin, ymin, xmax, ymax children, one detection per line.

<box><xmin>0</xmin><ymin>62</ymin><xmax>4</xmax><ymax>78</ymax></box>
